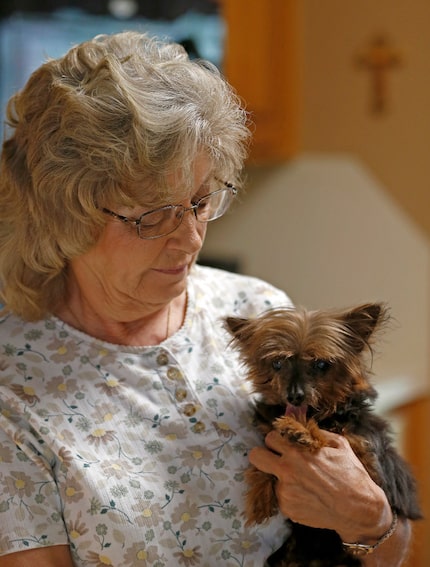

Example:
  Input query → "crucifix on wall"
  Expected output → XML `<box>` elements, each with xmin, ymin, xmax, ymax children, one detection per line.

<box><xmin>356</xmin><ymin>35</ymin><xmax>402</xmax><ymax>114</ymax></box>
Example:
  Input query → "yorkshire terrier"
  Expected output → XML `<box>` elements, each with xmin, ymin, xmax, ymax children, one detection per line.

<box><xmin>226</xmin><ymin>303</ymin><xmax>422</xmax><ymax>567</ymax></box>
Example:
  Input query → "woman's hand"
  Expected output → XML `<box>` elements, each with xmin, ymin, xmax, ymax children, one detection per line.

<box><xmin>249</xmin><ymin>429</ymin><xmax>411</xmax><ymax>566</ymax></box>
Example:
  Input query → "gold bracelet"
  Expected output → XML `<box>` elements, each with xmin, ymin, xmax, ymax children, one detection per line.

<box><xmin>342</xmin><ymin>510</ymin><xmax>398</xmax><ymax>556</ymax></box>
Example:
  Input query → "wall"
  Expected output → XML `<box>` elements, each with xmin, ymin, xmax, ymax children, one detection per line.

<box><xmin>201</xmin><ymin>153</ymin><xmax>430</xmax><ymax>407</ymax></box>
<box><xmin>300</xmin><ymin>0</ymin><xmax>430</xmax><ymax>238</ymax></box>
<box><xmin>212</xmin><ymin>1</ymin><xmax>430</xmax><ymax>562</ymax></box>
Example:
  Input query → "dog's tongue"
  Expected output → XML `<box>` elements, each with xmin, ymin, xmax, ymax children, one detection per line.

<box><xmin>285</xmin><ymin>403</ymin><xmax>308</xmax><ymax>423</ymax></box>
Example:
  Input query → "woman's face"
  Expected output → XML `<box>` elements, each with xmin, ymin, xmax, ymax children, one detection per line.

<box><xmin>67</xmin><ymin>155</ymin><xmax>212</xmax><ymax>319</ymax></box>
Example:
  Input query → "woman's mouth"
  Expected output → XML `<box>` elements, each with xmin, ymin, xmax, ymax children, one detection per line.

<box><xmin>153</xmin><ymin>264</ymin><xmax>188</xmax><ymax>276</ymax></box>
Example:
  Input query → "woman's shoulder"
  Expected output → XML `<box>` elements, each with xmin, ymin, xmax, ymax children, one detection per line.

<box><xmin>191</xmin><ymin>263</ymin><xmax>293</xmax><ymax>317</ymax></box>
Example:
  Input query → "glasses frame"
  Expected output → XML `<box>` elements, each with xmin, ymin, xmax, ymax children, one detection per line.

<box><xmin>102</xmin><ymin>181</ymin><xmax>237</xmax><ymax>240</ymax></box>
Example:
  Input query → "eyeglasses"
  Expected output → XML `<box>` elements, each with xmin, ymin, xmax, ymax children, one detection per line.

<box><xmin>102</xmin><ymin>181</ymin><xmax>237</xmax><ymax>240</ymax></box>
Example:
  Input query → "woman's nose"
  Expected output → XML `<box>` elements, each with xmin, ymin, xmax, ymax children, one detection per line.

<box><xmin>168</xmin><ymin>207</ymin><xmax>205</xmax><ymax>251</ymax></box>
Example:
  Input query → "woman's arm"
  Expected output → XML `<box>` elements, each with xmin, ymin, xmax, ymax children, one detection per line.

<box><xmin>360</xmin><ymin>517</ymin><xmax>411</xmax><ymax>567</ymax></box>
<box><xmin>249</xmin><ymin>429</ymin><xmax>412</xmax><ymax>567</ymax></box>
<box><xmin>0</xmin><ymin>545</ymin><xmax>74</xmax><ymax>567</ymax></box>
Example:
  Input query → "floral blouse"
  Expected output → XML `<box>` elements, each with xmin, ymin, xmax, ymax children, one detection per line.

<box><xmin>0</xmin><ymin>265</ymin><xmax>292</xmax><ymax>567</ymax></box>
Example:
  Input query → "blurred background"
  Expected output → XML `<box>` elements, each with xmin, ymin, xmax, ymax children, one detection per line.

<box><xmin>1</xmin><ymin>1</ymin><xmax>429</xmax><ymax>564</ymax></box>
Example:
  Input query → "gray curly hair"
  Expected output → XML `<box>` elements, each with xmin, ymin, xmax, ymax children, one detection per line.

<box><xmin>0</xmin><ymin>31</ymin><xmax>250</xmax><ymax>321</ymax></box>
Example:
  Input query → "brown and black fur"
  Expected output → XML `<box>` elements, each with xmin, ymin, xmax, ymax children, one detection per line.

<box><xmin>226</xmin><ymin>303</ymin><xmax>422</xmax><ymax>567</ymax></box>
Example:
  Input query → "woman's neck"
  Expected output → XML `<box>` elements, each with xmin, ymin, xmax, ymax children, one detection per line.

<box><xmin>55</xmin><ymin>291</ymin><xmax>187</xmax><ymax>346</ymax></box>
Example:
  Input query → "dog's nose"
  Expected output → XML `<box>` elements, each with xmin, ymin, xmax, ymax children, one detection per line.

<box><xmin>287</xmin><ymin>384</ymin><xmax>305</xmax><ymax>406</ymax></box>
<box><xmin>287</xmin><ymin>392</ymin><xmax>305</xmax><ymax>406</ymax></box>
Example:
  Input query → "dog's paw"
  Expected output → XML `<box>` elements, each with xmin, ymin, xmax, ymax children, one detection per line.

<box><xmin>274</xmin><ymin>416</ymin><xmax>325</xmax><ymax>452</ymax></box>
<box><xmin>244</xmin><ymin>466</ymin><xmax>278</xmax><ymax>525</ymax></box>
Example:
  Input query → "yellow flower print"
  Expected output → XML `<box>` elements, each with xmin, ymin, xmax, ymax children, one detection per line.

<box><xmin>46</xmin><ymin>337</ymin><xmax>79</xmax><ymax>362</ymax></box>
<box><xmin>214</xmin><ymin>421</ymin><xmax>237</xmax><ymax>438</ymax></box>
<box><xmin>95</xmin><ymin>377</ymin><xmax>125</xmax><ymax>397</ymax></box>
<box><xmin>123</xmin><ymin>542</ymin><xmax>162</xmax><ymax>565</ymax></box>
<box><xmin>101</xmin><ymin>459</ymin><xmax>133</xmax><ymax>480</ymax></box>
<box><xmin>5</xmin><ymin>471</ymin><xmax>35</xmax><ymax>497</ymax></box>
<box><xmin>10</xmin><ymin>384</ymin><xmax>40</xmax><ymax>405</ymax></box>
<box><xmin>87</xmin><ymin>345</ymin><xmax>117</xmax><ymax>365</ymax></box>
<box><xmin>90</xmin><ymin>402</ymin><xmax>118</xmax><ymax>424</ymax></box>
<box><xmin>86</xmin><ymin>551</ymin><xmax>113</xmax><ymax>566</ymax></box>
<box><xmin>46</xmin><ymin>376</ymin><xmax>78</xmax><ymax>399</ymax></box>
<box><xmin>62</xmin><ymin>476</ymin><xmax>84</xmax><ymax>503</ymax></box>
<box><xmin>86</xmin><ymin>429</ymin><xmax>116</xmax><ymax>447</ymax></box>
<box><xmin>58</xmin><ymin>446</ymin><xmax>74</xmax><ymax>469</ymax></box>
<box><xmin>158</xmin><ymin>422</ymin><xmax>188</xmax><ymax>441</ymax></box>
<box><xmin>133</xmin><ymin>500</ymin><xmax>162</xmax><ymax>528</ymax></box>
<box><xmin>230</xmin><ymin>530</ymin><xmax>261</xmax><ymax>554</ymax></box>
<box><xmin>179</xmin><ymin>445</ymin><xmax>211</xmax><ymax>468</ymax></box>
<box><xmin>66</xmin><ymin>511</ymin><xmax>89</xmax><ymax>540</ymax></box>
<box><xmin>171</xmin><ymin>499</ymin><xmax>199</xmax><ymax>531</ymax></box>
<box><xmin>173</xmin><ymin>546</ymin><xmax>202</xmax><ymax>566</ymax></box>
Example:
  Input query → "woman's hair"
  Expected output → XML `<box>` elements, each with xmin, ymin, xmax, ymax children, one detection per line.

<box><xmin>0</xmin><ymin>31</ymin><xmax>250</xmax><ymax>321</ymax></box>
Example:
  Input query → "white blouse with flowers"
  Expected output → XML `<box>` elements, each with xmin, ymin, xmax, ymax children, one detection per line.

<box><xmin>0</xmin><ymin>265</ymin><xmax>292</xmax><ymax>567</ymax></box>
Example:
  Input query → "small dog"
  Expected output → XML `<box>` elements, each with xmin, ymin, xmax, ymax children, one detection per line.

<box><xmin>226</xmin><ymin>303</ymin><xmax>422</xmax><ymax>567</ymax></box>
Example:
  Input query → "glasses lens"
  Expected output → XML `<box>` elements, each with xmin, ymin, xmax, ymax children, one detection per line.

<box><xmin>196</xmin><ymin>186</ymin><xmax>235</xmax><ymax>222</ymax></box>
<box><xmin>138</xmin><ymin>206</ymin><xmax>182</xmax><ymax>239</ymax></box>
<box><xmin>136</xmin><ymin>183</ymin><xmax>236</xmax><ymax>239</ymax></box>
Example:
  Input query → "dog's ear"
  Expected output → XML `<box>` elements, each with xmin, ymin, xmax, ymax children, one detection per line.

<box><xmin>225</xmin><ymin>316</ymin><xmax>249</xmax><ymax>338</ymax></box>
<box><xmin>343</xmin><ymin>303</ymin><xmax>389</xmax><ymax>352</ymax></box>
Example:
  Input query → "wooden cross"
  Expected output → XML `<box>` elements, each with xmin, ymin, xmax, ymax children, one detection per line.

<box><xmin>356</xmin><ymin>35</ymin><xmax>401</xmax><ymax>113</ymax></box>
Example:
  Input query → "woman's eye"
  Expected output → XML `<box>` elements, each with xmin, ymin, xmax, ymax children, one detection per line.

<box><xmin>272</xmin><ymin>359</ymin><xmax>283</xmax><ymax>371</ymax></box>
<box><xmin>140</xmin><ymin>210</ymin><xmax>166</xmax><ymax>228</ymax></box>
<box><xmin>313</xmin><ymin>359</ymin><xmax>331</xmax><ymax>373</ymax></box>
<box><xmin>196</xmin><ymin>199</ymin><xmax>209</xmax><ymax>211</ymax></box>
<box><xmin>191</xmin><ymin>191</ymin><xmax>207</xmax><ymax>205</ymax></box>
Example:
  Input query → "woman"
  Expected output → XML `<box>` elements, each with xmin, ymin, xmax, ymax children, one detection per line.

<box><xmin>0</xmin><ymin>32</ymin><xmax>410</xmax><ymax>566</ymax></box>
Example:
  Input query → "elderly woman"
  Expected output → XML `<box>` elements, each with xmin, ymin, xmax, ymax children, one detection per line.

<box><xmin>0</xmin><ymin>32</ymin><xmax>409</xmax><ymax>567</ymax></box>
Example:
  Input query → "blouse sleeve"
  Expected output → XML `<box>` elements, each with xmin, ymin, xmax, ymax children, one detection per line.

<box><xmin>218</xmin><ymin>268</ymin><xmax>294</xmax><ymax>318</ymax></box>
<box><xmin>0</xmin><ymin>411</ymin><xmax>69</xmax><ymax>555</ymax></box>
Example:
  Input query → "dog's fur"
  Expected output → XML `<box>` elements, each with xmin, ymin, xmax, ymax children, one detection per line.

<box><xmin>226</xmin><ymin>303</ymin><xmax>422</xmax><ymax>567</ymax></box>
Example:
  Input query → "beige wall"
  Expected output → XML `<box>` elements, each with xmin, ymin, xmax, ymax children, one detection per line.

<box><xmin>300</xmin><ymin>0</ymin><xmax>430</xmax><ymax>237</ymax></box>
<box><xmin>202</xmin><ymin>154</ymin><xmax>430</xmax><ymax>408</ymax></box>
<box><xmin>203</xmin><ymin>0</ymin><xmax>430</xmax><ymax>407</ymax></box>
<box><xmin>208</xmin><ymin>3</ymin><xmax>430</xmax><ymax>562</ymax></box>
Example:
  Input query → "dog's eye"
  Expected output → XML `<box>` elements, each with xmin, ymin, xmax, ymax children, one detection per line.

<box><xmin>313</xmin><ymin>359</ymin><xmax>331</xmax><ymax>373</ymax></box>
<box><xmin>272</xmin><ymin>359</ymin><xmax>283</xmax><ymax>371</ymax></box>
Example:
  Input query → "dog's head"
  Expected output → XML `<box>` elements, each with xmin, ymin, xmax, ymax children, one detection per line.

<box><xmin>226</xmin><ymin>303</ymin><xmax>389</xmax><ymax>419</ymax></box>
